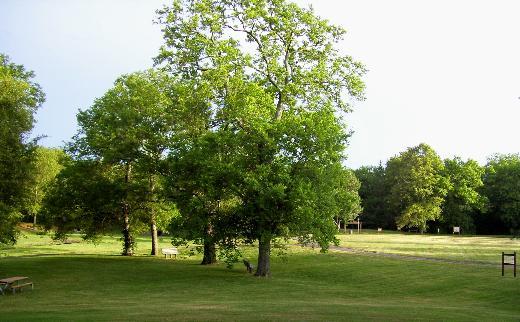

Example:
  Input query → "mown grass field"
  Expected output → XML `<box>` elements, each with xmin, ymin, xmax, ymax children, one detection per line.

<box><xmin>337</xmin><ymin>230</ymin><xmax>520</xmax><ymax>263</ymax></box>
<box><xmin>0</xmin><ymin>230</ymin><xmax>519</xmax><ymax>321</ymax></box>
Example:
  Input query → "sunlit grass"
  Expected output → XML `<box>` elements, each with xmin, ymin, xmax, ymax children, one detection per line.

<box><xmin>337</xmin><ymin>230</ymin><xmax>520</xmax><ymax>263</ymax></box>
<box><xmin>0</xmin><ymin>230</ymin><xmax>519</xmax><ymax>321</ymax></box>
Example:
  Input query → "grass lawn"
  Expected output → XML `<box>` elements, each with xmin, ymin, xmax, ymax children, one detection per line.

<box><xmin>337</xmin><ymin>230</ymin><xmax>520</xmax><ymax>263</ymax></box>
<box><xmin>0</xmin><ymin>230</ymin><xmax>519</xmax><ymax>321</ymax></box>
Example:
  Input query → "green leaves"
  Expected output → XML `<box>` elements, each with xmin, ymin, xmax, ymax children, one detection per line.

<box><xmin>355</xmin><ymin>165</ymin><xmax>393</xmax><ymax>229</ymax></box>
<box><xmin>40</xmin><ymin>159</ymin><xmax>125</xmax><ymax>241</ymax></box>
<box><xmin>156</xmin><ymin>0</ymin><xmax>365</xmax><ymax>274</ymax></box>
<box><xmin>441</xmin><ymin>157</ymin><xmax>485</xmax><ymax>232</ymax></box>
<box><xmin>75</xmin><ymin>70</ymin><xmax>175</xmax><ymax>164</ymax></box>
<box><xmin>156</xmin><ymin>0</ymin><xmax>366</xmax><ymax>121</ymax></box>
<box><xmin>0</xmin><ymin>54</ymin><xmax>45</xmax><ymax>244</ymax></box>
<box><xmin>482</xmin><ymin>154</ymin><xmax>520</xmax><ymax>235</ymax></box>
<box><xmin>397</xmin><ymin>201</ymin><xmax>443</xmax><ymax>233</ymax></box>
<box><xmin>45</xmin><ymin>70</ymin><xmax>183</xmax><ymax>253</ymax></box>
<box><xmin>23</xmin><ymin>147</ymin><xmax>65</xmax><ymax>220</ymax></box>
<box><xmin>386</xmin><ymin>143</ymin><xmax>447</xmax><ymax>231</ymax></box>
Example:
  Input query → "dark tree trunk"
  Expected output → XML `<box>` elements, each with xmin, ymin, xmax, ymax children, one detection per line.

<box><xmin>201</xmin><ymin>238</ymin><xmax>217</xmax><ymax>265</ymax></box>
<box><xmin>122</xmin><ymin>162</ymin><xmax>133</xmax><ymax>256</ymax></box>
<box><xmin>122</xmin><ymin>210</ymin><xmax>133</xmax><ymax>256</ymax></box>
<box><xmin>201</xmin><ymin>223</ymin><xmax>217</xmax><ymax>264</ymax></box>
<box><xmin>149</xmin><ymin>175</ymin><xmax>158</xmax><ymax>256</ymax></box>
<box><xmin>255</xmin><ymin>234</ymin><xmax>271</xmax><ymax>277</ymax></box>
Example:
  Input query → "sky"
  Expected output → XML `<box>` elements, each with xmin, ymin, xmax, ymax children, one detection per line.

<box><xmin>1</xmin><ymin>0</ymin><xmax>519</xmax><ymax>168</ymax></box>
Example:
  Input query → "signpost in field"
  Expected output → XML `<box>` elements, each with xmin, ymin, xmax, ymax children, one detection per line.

<box><xmin>502</xmin><ymin>252</ymin><xmax>517</xmax><ymax>277</ymax></box>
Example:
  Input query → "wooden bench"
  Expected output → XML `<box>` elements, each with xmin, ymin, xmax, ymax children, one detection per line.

<box><xmin>243</xmin><ymin>259</ymin><xmax>255</xmax><ymax>273</ymax></box>
<box><xmin>161</xmin><ymin>247</ymin><xmax>179</xmax><ymax>258</ymax></box>
<box><xmin>10</xmin><ymin>282</ymin><xmax>33</xmax><ymax>294</ymax></box>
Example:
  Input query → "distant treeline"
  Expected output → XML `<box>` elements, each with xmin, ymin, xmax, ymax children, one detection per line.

<box><xmin>355</xmin><ymin>143</ymin><xmax>520</xmax><ymax>235</ymax></box>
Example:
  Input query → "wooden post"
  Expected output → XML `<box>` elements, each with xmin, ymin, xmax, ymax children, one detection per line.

<box><xmin>502</xmin><ymin>252</ymin><xmax>505</xmax><ymax>276</ymax></box>
<box><xmin>512</xmin><ymin>252</ymin><xmax>515</xmax><ymax>277</ymax></box>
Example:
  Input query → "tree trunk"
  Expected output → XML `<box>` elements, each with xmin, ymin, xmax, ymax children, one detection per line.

<box><xmin>122</xmin><ymin>212</ymin><xmax>133</xmax><ymax>256</ymax></box>
<box><xmin>150</xmin><ymin>219</ymin><xmax>158</xmax><ymax>256</ymax></box>
<box><xmin>33</xmin><ymin>189</ymin><xmax>38</xmax><ymax>227</ymax></box>
<box><xmin>201</xmin><ymin>223</ymin><xmax>217</xmax><ymax>265</ymax></box>
<box><xmin>122</xmin><ymin>162</ymin><xmax>133</xmax><ymax>256</ymax></box>
<box><xmin>274</xmin><ymin>91</ymin><xmax>283</xmax><ymax>121</ymax></box>
<box><xmin>255</xmin><ymin>234</ymin><xmax>271</xmax><ymax>277</ymax></box>
<box><xmin>149</xmin><ymin>175</ymin><xmax>158</xmax><ymax>256</ymax></box>
<box><xmin>334</xmin><ymin>217</ymin><xmax>340</xmax><ymax>230</ymax></box>
<box><xmin>201</xmin><ymin>238</ymin><xmax>217</xmax><ymax>265</ymax></box>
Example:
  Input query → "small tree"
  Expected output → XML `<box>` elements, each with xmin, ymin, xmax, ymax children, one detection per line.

<box><xmin>0</xmin><ymin>54</ymin><xmax>45</xmax><ymax>244</ymax></box>
<box><xmin>386</xmin><ymin>143</ymin><xmax>448</xmax><ymax>232</ymax></box>
<box><xmin>23</xmin><ymin>147</ymin><xmax>65</xmax><ymax>226</ymax></box>
<box><xmin>325</xmin><ymin>165</ymin><xmax>362</xmax><ymax>231</ymax></box>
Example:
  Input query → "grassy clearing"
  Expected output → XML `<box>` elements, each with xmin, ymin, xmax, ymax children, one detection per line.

<box><xmin>0</xmin><ymin>231</ymin><xmax>519</xmax><ymax>321</ymax></box>
<box><xmin>0</xmin><ymin>231</ymin><xmax>178</xmax><ymax>257</ymax></box>
<box><xmin>337</xmin><ymin>230</ymin><xmax>520</xmax><ymax>263</ymax></box>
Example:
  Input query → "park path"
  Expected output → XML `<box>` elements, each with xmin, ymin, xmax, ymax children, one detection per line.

<box><xmin>324</xmin><ymin>245</ymin><xmax>500</xmax><ymax>267</ymax></box>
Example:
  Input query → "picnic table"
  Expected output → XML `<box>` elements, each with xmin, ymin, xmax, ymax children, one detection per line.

<box><xmin>0</xmin><ymin>276</ymin><xmax>33</xmax><ymax>295</ymax></box>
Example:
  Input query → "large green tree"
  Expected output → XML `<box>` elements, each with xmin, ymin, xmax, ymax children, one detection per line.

<box><xmin>156</xmin><ymin>0</ymin><xmax>365</xmax><ymax>276</ymax></box>
<box><xmin>482</xmin><ymin>154</ymin><xmax>520</xmax><ymax>235</ymax></box>
<box><xmin>386</xmin><ymin>143</ymin><xmax>448</xmax><ymax>232</ymax></box>
<box><xmin>72</xmin><ymin>70</ymin><xmax>178</xmax><ymax>255</ymax></box>
<box><xmin>441</xmin><ymin>157</ymin><xmax>486</xmax><ymax>233</ymax></box>
<box><xmin>0</xmin><ymin>54</ymin><xmax>45</xmax><ymax>244</ymax></box>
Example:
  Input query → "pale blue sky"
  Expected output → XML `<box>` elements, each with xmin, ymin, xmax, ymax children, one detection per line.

<box><xmin>1</xmin><ymin>0</ymin><xmax>519</xmax><ymax>168</ymax></box>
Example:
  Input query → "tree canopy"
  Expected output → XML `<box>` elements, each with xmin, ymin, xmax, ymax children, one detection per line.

<box><xmin>156</xmin><ymin>0</ymin><xmax>366</xmax><ymax>276</ymax></box>
<box><xmin>0</xmin><ymin>54</ymin><xmax>45</xmax><ymax>244</ymax></box>
<box><xmin>441</xmin><ymin>157</ymin><xmax>486</xmax><ymax>233</ymax></box>
<box><xmin>165</xmin><ymin>131</ymin><xmax>242</xmax><ymax>265</ymax></box>
<box><xmin>482</xmin><ymin>154</ymin><xmax>520</xmax><ymax>236</ymax></box>
<box><xmin>41</xmin><ymin>159</ymin><xmax>124</xmax><ymax>241</ymax></box>
<box><xmin>386</xmin><ymin>143</ymin><xmax>448</xmax><ymax>232</ymax></box>
<box><xmin>55</xmin><ymin>70</ymin><xmax>179</xmax><ymax>255</ymax></box>
<box><xmin>355</xmin><ymin>164</ymin><xmax>393</xmax><ymax>229</ymax></box>
<box><xmin>23</xmin><ymin>147</ymin><xmax>65</xmax><ymax>226</ymax></box>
